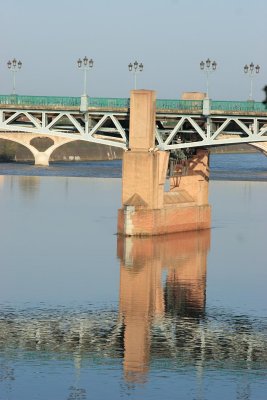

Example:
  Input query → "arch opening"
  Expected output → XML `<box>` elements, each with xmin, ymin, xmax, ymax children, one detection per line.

<box><xmin>0</xmin><ymin>139</ymin><xmax>34</xmax><ymax>163</ymax></box>
<box><xmin>51</xmin><ymin>140</ymin><xmax>123</xmax><ymax>162</ymax></box>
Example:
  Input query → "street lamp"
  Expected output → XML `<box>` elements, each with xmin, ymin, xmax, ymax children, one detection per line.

<box><xmin>128</xmin><ymin>61</ymin><xmax>143</xmax><ymax>89</ymax></box>
<box><xmin>7</xmin><ymin>58</ymin><xmax>22</xmax><ymax>95</ymax></box>
<box><xmin>77</xmin><ymin>56</ymin><xmax>94</xmax><ymax>95</ymax></box>
<box><xmin>200</xmin><ymin>58</ymin><xmax>217</xmax><ymax>98</ymax></box>
<box><xmin>77</xmin><ymin>56</ymin><xmax>93</xmax><ymax>112</ymax></box>
<box><xmin>244</xmin><ymin>62</ymin><xmax>260</xmax><ymax>101</ymax></box>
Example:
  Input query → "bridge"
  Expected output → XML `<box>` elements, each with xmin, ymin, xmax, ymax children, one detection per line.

<box><xmin>0</xmin><ymin>93</ymin><xmax>267</xmax><ymax>165</ymax></box>
<box><xmin>1</xmin><ymin>90</ymin><xmax>266</xmax><ymax>236</ymax></box>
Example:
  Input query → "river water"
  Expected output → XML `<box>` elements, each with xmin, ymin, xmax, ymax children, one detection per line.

<box><xmin>0</xmin><ymin>153</ymin><xmax>266</xmax><ymax>400</ymax></box>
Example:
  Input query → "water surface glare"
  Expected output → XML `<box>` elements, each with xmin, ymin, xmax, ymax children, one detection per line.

<box><xmin>0</xmin><ymin>157</ymin><xmax>266</xmax><ymax>399</ymax></box>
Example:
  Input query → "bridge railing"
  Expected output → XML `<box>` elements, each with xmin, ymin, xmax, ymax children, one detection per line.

<box><xmin>156</xmin><ymin>99</ymin><xmax>203</xmax><ymax>111</ymax></box>
<box><xmin>211</xmin><ymin>100</ymin><xmax>267</xmax><ymax>112</ymax></box>
<box><xmin>0</xmin><ymin>94</ymin><xmax>81</xmax><ymax>106</ymax></box>
<box><xmin>0</xmin><ymin>95</ymin><xmax>202</xmax><ymax>111</ymax></box>
<box><xmin>88</xmin><ymin>97</ymin><xmax>130</xmax><ymax>108</ymax></box>
<box><xmin>0</xmin><ymin>94</ymin><xmax>266</xmax><ymax>113</ymax></box>
<box><xmin>0</xmin><ymin>95</ymin><xmax>130</xmax><ymax>108</ymax></box>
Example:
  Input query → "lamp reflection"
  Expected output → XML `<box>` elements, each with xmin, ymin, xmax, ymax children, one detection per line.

<box><xmin>117</xmin><ymin>229</ymin><xmax>210</xmax><ymax>383</ymax></box>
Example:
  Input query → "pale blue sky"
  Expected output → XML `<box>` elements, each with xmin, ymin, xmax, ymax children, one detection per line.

<box><xmin>0</xmin><ymin>0</ymin><xmax>266</xmax><ymax>101</ymax></box>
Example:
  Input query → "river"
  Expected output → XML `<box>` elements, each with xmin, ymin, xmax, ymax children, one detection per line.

<box><xmin>0</xmin><ymin>152</ymin><xmax>266</xmax><ymax>400</ymax></box>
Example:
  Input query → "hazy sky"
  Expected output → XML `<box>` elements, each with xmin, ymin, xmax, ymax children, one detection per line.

<box><xmin>1</xmin><ymin>0</ymin><xmax>266</xmax><ymax>101</ymax></box>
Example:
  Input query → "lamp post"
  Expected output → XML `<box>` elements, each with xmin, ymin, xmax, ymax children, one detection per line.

<box><xmin>7</xmin><ymin>58</ymin><xmax>22</xmax><ymax>95</ymax></box>
<box><xmin>77</xmin><ymin>56</ymin><xmax>93</xmax><ymax>112</ymax></box>
<box><xmin>200</xmin><ymin>58</ymin><xmax>217</xmax><ymax>99</ymax></box>
<box><xmin>244</xmin><ymin>62</ymin><xmax>260</xmax><ymax>101</ymax></box>
<box><xmin>128</xmin><ymin>61</ymin><xmax>143</xmax><ymax>90</ymax></box>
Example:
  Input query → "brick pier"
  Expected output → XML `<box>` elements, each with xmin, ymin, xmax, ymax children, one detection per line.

<box><xmin>117</xmin><ymin>90</ymin><xmax>211</xmax><ymax>236</ymax></box>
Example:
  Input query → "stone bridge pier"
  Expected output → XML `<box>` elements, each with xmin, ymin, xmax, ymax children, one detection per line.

<box><xmin>117</xmin><ymin>90</ymin><xmax>211</xmax><ymax>236</ymax></box>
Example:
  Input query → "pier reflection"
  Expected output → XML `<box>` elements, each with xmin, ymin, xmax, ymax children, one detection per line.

<box><xmin>18</xmin><ymin>176</ymin><xmax>40</xmax><ymax>198</ymax></box>
<box><xmin>0</xmin><ymin>176</ymin><xmax>5</xmax><ymax>188</ymax></box>
<box><xmin>117</xmin><ymin>229</ymin><xmax>210</xmax><ymax>383</ymax></box>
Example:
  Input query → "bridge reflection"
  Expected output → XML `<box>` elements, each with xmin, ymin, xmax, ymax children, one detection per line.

<box><xmin>0</xmin><ymin>228</ymin><xmax>266</xmax><ymax>391</ymax></box>
<box><xmin>118</xmin><ymin>230</ymin><xmax>210</xmax><ymax>382</ymax></box>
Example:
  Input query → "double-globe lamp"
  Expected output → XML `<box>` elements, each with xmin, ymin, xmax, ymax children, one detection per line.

<box><xmin>244</xmin><ymin>62</ymin><xmax>260</xmax><ymax>101</ymax></box>
<box><xmin>200</xmin><ymin>58</ymin><xmax>217</xmax><ymax>99</ymax></box>
<box><xmin>128</xmin><ymin>61</ymin><xmax>143</xmax><ymax>90</ymax></box>
<box><xmin>7</xmin><ymin>58</ymin><xmax>22</xmax><ymax>95</ymax></box>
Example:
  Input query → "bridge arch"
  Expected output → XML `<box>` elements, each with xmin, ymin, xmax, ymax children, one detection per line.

<box><xmin>249</xmin><ymin>142</ymin><xmax>267</xmax><ymax>155</ymax></box>
<box><xmin>0</xmin><ymin>138</ymin><xmax>32</xmax><ymax>162</ymax></box>
<box><xmin>51</xmin><ymin>139</ymin><xmax>123</xmax><ymax>161</ymax></box>
<box><xmin>0</xmin><ymin>133</ymin><xmax>76</xmax><ymax>166</ymax></box>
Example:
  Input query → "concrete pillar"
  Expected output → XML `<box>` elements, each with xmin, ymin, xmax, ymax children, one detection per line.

<box><xmin>122</xmin><ymin>90</ymin><xmax>169</xmax><ymax>210</ymax></box>
<box><xmin>34</xmin><ymin>151</ymin><xmax>50</xmax><ymax>166</ymax></box>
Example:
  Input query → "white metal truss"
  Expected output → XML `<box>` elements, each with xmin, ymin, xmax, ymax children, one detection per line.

<box><xmin>0</xmin><ymin>107</ymin><xmax>267</xmax><ymax>150</ymax></box>
<box><xmin>0</xmin><ymin>108</ymin><xmax>128</xmax><ymax>149</ymax></box>
<box><xmin>156</xmin><ymin>114</ymin><xmax>267</xmax><ymax>150</ymax></box>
